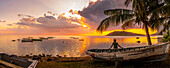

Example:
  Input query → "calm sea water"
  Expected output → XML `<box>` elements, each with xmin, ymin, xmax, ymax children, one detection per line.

<box><xmin>0</xmin><ymin>35</ymin><xmax>162</xmax><ymax>57</ymax></box>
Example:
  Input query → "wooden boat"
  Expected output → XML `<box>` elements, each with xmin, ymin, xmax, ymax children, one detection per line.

<box><xmin>12</xmin><ymin>40</ymin><xmax>16</xmax><ymax>42</ymax></box>
<box><xmin>47</xmin><ymin>37</ymin><xmax>55</xmax><ymax>39</ymax></box>
<box><xmin>86</xmin><ymin>42</ymin><xmax>169</xmax><ymax>62</ymax></box>
<box><xmin>39</xmin><ymin>37</ymin><xmax>48</xmax><ymax>40</ymax></box>
<box><xmin>69</xmin><ymin>37</ymin><xmax>79</xmax><ymax>39</ymax></box>
<box><xmin>79</xmin><ymin>39</ymin><xmax>84</xmax><ymax>41</ymax></box>
<box><xmin>22</xmin><ymin>38</ymin><xmax>33</xmax><ymax>42</ymax></box>
<box><xmin>31</xmin><ymin>39</ymin><xmax>42</xmax><ymax>41</ymax></box>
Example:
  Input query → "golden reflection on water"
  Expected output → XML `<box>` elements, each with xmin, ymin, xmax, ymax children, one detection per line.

<box><xmin>80</xmin><ymin>38</ymin><xmax>90</xmax><ymax>55</ymax></box>
<box><xmin>0</xmin><ymin>35</ymin><xmax>160</xmax><ymax>57</ymax></box>
<box><xmin>79</xmin><ymin>36</ymin><xmax>158</xmax><ymax>55</ymax></box>
<box><xmin>92</xmin><ymin>38</ymin><xmax>112</xmax><ymax>43</ymax></box>
<box><xmin>119</xmin><ymin>37</ymin><xmax>158</xmax><ymax>45</ymax></box>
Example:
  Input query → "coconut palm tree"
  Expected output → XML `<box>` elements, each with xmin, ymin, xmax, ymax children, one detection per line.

<box><xmin>97</xmin><ymin>0</ymin><xmax>170</xmax><ymax>45</ymax></box>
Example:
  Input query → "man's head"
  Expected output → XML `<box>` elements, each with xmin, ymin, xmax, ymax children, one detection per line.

<box><xmin>114</xmin><ymin>39</ymin><xmax>116</xmax><ymax>42</ymax></box>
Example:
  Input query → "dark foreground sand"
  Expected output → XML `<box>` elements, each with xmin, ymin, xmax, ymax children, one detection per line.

<box><xmin>35</xmin><ymin>49</ymin><xmax>170</xmax><ymax>68</ymax></box>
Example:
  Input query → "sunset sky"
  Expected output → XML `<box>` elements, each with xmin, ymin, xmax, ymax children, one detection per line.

<box><xmin>0</xmin><ymin>0</ymin><xmax>157</xmax><ymax>35</ymax></box>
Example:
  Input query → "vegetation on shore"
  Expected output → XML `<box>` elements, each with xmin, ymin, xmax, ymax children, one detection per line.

<box><xmin>106</xmin><ymin>31</ymin><xmax>145</xmax><ymax>36</ymax></box>
<box><xmin>161</xmin><ymin>30</ymin><xmax>170</xmax><ymax>42</ymax></box>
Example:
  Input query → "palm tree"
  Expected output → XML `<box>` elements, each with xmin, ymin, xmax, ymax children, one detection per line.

<box><xmin>97</xmin><ymin>0</ymin><xmax>170</xmax><ymax>45</ymax></box>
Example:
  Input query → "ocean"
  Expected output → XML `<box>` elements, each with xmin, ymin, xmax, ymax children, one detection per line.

<box><xmin>0</xmin><ymin>35</ymin><xmax>162</xmax><ymax>57</ymax></box>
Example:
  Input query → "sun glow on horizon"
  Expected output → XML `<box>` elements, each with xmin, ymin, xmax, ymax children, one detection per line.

<box><xmin>79</xmin><ymin>28</ymin><xmax>157</xmax><ymax>36</ymax></box>
<box><xmin>91</xmin><ymin>0</ymin><xmax>98</xmax><ymax>2</ymax></box>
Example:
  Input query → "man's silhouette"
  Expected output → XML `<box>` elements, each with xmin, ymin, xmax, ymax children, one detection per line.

<box><xmin>109</xmin><ymin>39</ymin><xmax>123</xmax><ymax>49</ymax></box>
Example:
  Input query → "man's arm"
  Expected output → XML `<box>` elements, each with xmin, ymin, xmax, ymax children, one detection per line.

<box><xmin>118</xmin><ymin>44</ymin><xmax>123</xmax><ymax>48</ymax></box>
<box><xmin>109</xmin><ymin>44</ymin><xmax>113</xmax><ymax>49</ymax></box>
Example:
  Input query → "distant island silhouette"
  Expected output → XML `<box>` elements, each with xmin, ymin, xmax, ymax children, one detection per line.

<box><xmin>106</xmin><ymin>31</ymin><xmax>145</xmax><ymax>36</ymax></box>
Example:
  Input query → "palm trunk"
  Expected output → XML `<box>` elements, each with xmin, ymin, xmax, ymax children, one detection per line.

<box><xmin>144</xmin><ymin>23</ymin><xmax>152</xmax><ymax>45</ymax></box>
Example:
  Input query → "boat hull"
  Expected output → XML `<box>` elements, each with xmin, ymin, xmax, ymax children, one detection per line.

<box><xmin>86</xmin><ymin>42</ymin><xmax>169</xmax><ymax>62</ymax></box>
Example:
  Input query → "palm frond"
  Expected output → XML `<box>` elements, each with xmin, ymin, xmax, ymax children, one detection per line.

<box><xmin>149</xmin><ymin>17</ymin><xmax>169</xmax><ymax>30</ymax></box>
<box><xmin>122</xmin><ymin>19</ymin><xmax>135</xmax><ymax>29</ymax></box>
<box><xmin>104</xmin><ymin>9</ymin><xmax>133</xmax><ymax>16</ymax></box>
<box><xmin>125</xmin><ymin>0</ymin><xmax>132</xmax><ymax>7</ymax></box>
<box><xmin>151</xmin><ymin>4</ymin><xmax>170</xmax><ymax>16</ymax></box>
<box><xmin>165</xmin><ymin>0</ymin><xmax>170</xmax><ymax>4</ymax></box>
<box><xmin>97</xmin><ymin>14</ymin><xmax>134</xmax><ymax>32</ymax></box>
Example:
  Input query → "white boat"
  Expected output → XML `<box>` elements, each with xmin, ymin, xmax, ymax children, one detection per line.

<box><xmin>39</xmin><ymin>37</ymin><xmax>48</xmax><ymax>40</ymax></box>
<box><xmin>22</xmin><ymin>38</ymin><xmax>33</xmax><ymax>42</ymax></box>
<box><xmin>86</xmin><ymin>42</ymin><xmax>169</xmax><ymax>62</ymax></box>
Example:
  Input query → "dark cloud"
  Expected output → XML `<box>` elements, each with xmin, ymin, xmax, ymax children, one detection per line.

<box><xmin>0</xmin><ymin>20</ymin><xmax>6</xmax><ymax>23</ymax></box>
<box><xmin>18</xmin><ymin>14</ymin><xmax>34</xmax><ymax>18</ymax></box>
<box><xmin>48</xmin><ymin>11</ymin><xmax>53</xmax><ymax>14</ymax></box>
<box><xmin>14</xmin><ymin>15</ymin><xmax>91</xmax><ymax>35</ymax></box>
<box><xmin>7</xmin><ymin>24</ymin><xmax>13</xmax><ymax>26</ymax></box>
<box><xmin>46</xmin><ymin>11</ymin><xmax>58</xmax><ymax>16</ymax></box>
<box><xmin>6</xmin><ymin>0</ymin><xmax>135</xmax><ymax>35</ymax></box>
<box><xmin>37</xmin><ymin>16</ymin><xmax>57</xmax><ymax>24</ymax></box>
<box><xmin>16</xmin><ymin>16</ymin><xmax>81</xmax><ymax>30</ymax></box>
<box><xmin>78</xmin><ymin>0</ymin><xmax>133</xmax><ymax>30</ymax></box>
<box><xmin>79</xmin><ymin>0</ymin><xmax>128</xmax><ymax>23</ymax></box>
<box><xmin>15</xmin><ymin>13</ymin><xmax>92</xmax><ymax>35</ymax></box>
<box><xmin>20</xmin><ymin>18</ymin><xmax>36</xmax><ymax>23</ymax></box>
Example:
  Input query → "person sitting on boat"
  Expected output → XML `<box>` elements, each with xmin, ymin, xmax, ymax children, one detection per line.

<box><xmin>109</xmin><ymin>39</ymin><xmax>123</xmax><ymax>49</ymax></box>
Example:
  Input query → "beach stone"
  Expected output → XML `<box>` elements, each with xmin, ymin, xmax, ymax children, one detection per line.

<box><xmin>30</xmin><ymin>53</ymin><xmax>32</xmax><ymax>55</ymax></box>
<box><xmin>42</xmin><ymin>54</ymin><xmax>45</xmax><ymax>57</ymax></box>
<box><xmin>40</xmin><ymin>60</ymin><xmax>43</xmax><ymax>62</ymax></box>
<box><xmin>38</xmin><ymin>54</ymin><xmax>42</xmax><ymax>57</ymax></box>
<box><xmin>26</xmin><ymin>55</ymin><xmax>29</xmax><ymax>57</ymax></box>
<box><xmin>56</xmin><ymin>55</ymin><xmax>62</xmax><ymax>58</ymax></box>
<box><xmin>32</xmin><ymin>57</ymin><xmax>37</xmax><ymax>60</ymax></box>
<box><xmin>47</xmin><ymin>58</ymin><xmax>52</xmax><ymax>61</ymax></box>
<box><xmin>47</xmin><ymin>55</ymin><xmax>50</xmax><ymax>57</ymax></box>
<box><xmin>37</xmin><ymin>57</ymin><xmax>41</xmax><ymax>60</ymax></box>
<box><xmin>64</xmin><ymin>55</ymin><xmax>67</xmax><ymax>57</ymax></box>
